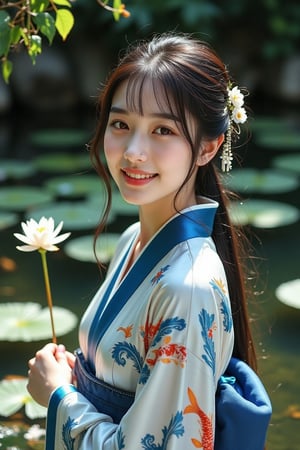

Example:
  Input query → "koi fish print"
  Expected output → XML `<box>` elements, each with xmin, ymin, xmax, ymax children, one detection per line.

<box><xmin>184</xmin><ymin>387</ymin><xmax>213</xmax><ymax>450</ymax></box>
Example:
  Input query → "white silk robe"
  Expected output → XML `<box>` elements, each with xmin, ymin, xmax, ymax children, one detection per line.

<box><xmin>45</xmin><ymin>199</ymin><xmax>234</xmax><ymax>450</ymax></box>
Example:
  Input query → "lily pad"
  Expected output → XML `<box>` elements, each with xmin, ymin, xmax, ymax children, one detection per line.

<box><xmin>0</xmin><ymin>159</ymin><xmax>36</xmax><ymax>181</ymax></box>
<box><xmin>0</xmin><ymin>211</ymin><xmax>19</xmax><ymax>230</ymax></box>
<box><xmin>229</xmin><ymin>199</ymin><xmax>299</xmax><ymax>228</ymax></box>
<box><xmin>0</xmin><ymin>187</ymin><xmax>53</xmax><ymax>211</ymax></box>
<box><xmin>0</xmin><ymin>302</ymin><xmax>77</xmax><ymax>342</ymax></box>
<box><xmin>272</xmin><ymin>153</ymin><xmax>300</xmax><ymax>175</ymax></box>
<box><xmin>45</xmin><ymin>174</ymin><xmax>105</xmax><ymax>198</ymax></box>
<box><xmin>223</xmin><ymin>168</ymin><xmax>299</xmax><ymax>194</ymax></box>
<box><xmin>64</xmin><ymin>233</ymin><xmax>120</xmax><ymax>263</ymax></box>
<box><xmin>0</xmin><ymin>377</ymin><xmax>47</xmax><ymax>419</ymax></box>
<box><xmin>30</xmin><ymin>128</ymin><xmax>90</xmax><ymax>147</ymax></box>
<box><xmin>275</xmin><ymin>279</ymin><xmax>300</xmax><ymax>309</ymax></box>
<box><xmin>254</xmin><ymin>130</ymin><xmax>300</xmax><ymax>150</ymax></box>
<box><xmin>34</xmin><ymin>152</ymin><xmax>91</xmax><ymax>173</ymax></box>
<box><xmin>27</xmin><ymin>202</ymin><xmax>103</xmax><ymax>230</ymax></box>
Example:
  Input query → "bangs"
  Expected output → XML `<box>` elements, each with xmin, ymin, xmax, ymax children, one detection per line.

<box><xmin>124</xmin><ymin>72</ymin><xmax>180</xmax><ymax>120</ymax></box>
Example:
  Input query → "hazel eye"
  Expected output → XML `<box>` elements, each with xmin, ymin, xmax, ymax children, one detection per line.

<box><xmin>155</xmin><ymin>126</ymin><xmax>173</xmax><ymax>136</ymax></box>
<box><xmin>111</xmin><ymin>120</ymin><xmax>128</xmax><ymax>130</ymax></box>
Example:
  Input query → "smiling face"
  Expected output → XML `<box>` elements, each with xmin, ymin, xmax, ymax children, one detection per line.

<box><xmin>104</xmin><ymin>79</ymin><xmax>199</xmax><ymax>217</ymax></box>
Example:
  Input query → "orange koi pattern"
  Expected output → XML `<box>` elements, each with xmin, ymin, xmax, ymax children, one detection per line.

<box><xmin>184</xmin><ymin>387</ymin><xmax>214</xmax><ymax>450</ymax></box>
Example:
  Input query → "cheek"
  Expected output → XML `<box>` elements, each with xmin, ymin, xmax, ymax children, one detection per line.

<box><xmin>103</xmin><ymin>130</ymin><xmax>111</xmax><ymax>156</ymax></box>
<box><xmin>103</xmin><ymin>132</ymin><xmax>118</xmax><ymax>164</ymax></box>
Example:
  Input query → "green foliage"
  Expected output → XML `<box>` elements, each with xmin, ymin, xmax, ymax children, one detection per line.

<box><xmin>0</xmin><ymin>0</ymin><xmax>299</xmax><ymax>83</ymax></box>
<box><xmin>0</xmin><ymin>0</ymin><xmax>75</xmax><ymax>82</ymax></box>
<box><xmin>33</xmin><ymin>13</ymin><xmax>56</xmax><ymax>44</ymax></box>
<box><xmin>55</xmin><ymin>8</ymin><xmax>74</xmax><ymax>40</ymax></box>
<box><xmin>0</xmin><ymin>0</ymin><xmax>128</xmax><ymax>83</ymax></box>
<box><xmin>28</xmin><ymin>34</ymin><xmax>42</xmax><ymax>63</ymax></box>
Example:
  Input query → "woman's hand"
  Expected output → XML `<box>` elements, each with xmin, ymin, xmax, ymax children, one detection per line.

<box><xmin>27</xmin><ymin>343</ymin><xmax>75</xmax><ymax>407</ymax></box>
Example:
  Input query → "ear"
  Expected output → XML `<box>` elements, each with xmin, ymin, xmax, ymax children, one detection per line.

<box><xmin>196</xmin><ymin>134</ymin><xmax>224</xmax><ymax>167</ymax></box>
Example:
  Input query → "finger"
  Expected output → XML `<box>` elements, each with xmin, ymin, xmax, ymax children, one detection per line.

<box><xmin>56</xmin><ymin>344</ymin><xmax>66</xmax><ymax>354</ymax></box>
<box><xmin>55</xmin><ymin>344</ymin><xmax>66</xmax><ymax>361</ymax></box>
<box><xmin>65</xmin><ymin>351</ymin><xmax>76</xmax><ymax>369</ymax></box>
<box><xmin>55</xmin><ymin>345</ymin><xmax>72</xmax><ymax>371</ymax></box>
<box><xmin>40</xmin><ymin>342</ymin><xmax>58</xmax><ymax>354</ymax></box>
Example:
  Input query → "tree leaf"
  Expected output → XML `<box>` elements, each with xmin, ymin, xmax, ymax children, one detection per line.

<box><xmin>0</xmin><ymin>10</ymin><xmax>10</xmax><ymax>32</ymax></box>
<box><xmin>2</xmin><ymin>59</ymin><xmax>13</xmax><ymax>83</ymax></box>
<box><xmin>28</xmin><ymin>35</ymin><xmax>42</xmax><ymax>64</ymax></box>
<box><xmin>53</xmin><ymin>0</ymin><xmax>72</xmax><ymax>6</ymax></box>
<box><xmin>33</xmin><ymin>12</ymin><xmax>56</xmax><ymax>44</ymax></box>
<box><xmin>55</xmin><ymin>8</ymin><xmax>74</xmax><ymax>41</ymax></box>
<box><xmin>113</xmin><ymin>0</ymin><xmax>122</xmax><ymax>21</ymax></box>
<box><xmin>0</xmin><ymin>30</ymin><xmax>10</xmax><ymax>57</ymax></box>
<box><xmin>0</xmin><ymin>11</ymin><xmax>11</xmax><ymax>58</ymax></box>
<box><xmin>30</xmin><ymin>0</ymin><xmax>50</xmax><ymax>13</ymax></box>
<box><xmin>10</xmin><ymin>25</ymin><xmax>22</xmax><ymax>45</ymax></box>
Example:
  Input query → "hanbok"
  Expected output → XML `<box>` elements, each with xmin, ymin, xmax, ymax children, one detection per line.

<box><xmin>46</xmin><ymin>199</ymin><xmax>234</xmax><ymax>450</ymax></box>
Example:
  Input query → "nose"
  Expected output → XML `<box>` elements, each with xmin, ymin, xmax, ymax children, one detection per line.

<box><xmin>124</xmin><ymin>132</ymin><xmax>147</xmax><ymax>163</ymax></box>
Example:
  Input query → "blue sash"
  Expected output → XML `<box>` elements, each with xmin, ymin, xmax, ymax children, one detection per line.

<box><xmin>215</xmin><ymin>357</ymin><xmax>272</xmax><ymax>450</ymax></box>
<box><xmin>73</xmin><ymin>354</ymin><xmax>272</xmax><ymax>447</ymax></box>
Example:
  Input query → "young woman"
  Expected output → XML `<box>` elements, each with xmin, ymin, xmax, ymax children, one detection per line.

<box><xmin>27</xmin><ymin>33</ymin><xmax>271</xmax><ymax>449</ymax></box>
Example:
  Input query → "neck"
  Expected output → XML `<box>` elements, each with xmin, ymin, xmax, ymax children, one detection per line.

<box><xmin>138</xmin><ymin>194</ymin><xmax>198</xmax><ymax>251</ymax></box>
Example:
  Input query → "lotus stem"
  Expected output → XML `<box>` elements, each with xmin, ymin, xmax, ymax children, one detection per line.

<box><xmin>39</xmin><ymin>249</ymin><xmax>57</xmax><ymax>344</ymax></box>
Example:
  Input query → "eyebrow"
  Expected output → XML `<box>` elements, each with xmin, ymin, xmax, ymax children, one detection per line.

<box><xmin>110</xmin><ymin>106</ymin><xmax>181</xmax><ymax>122</ymax></box>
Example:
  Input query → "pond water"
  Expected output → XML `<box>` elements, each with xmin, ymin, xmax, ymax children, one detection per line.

<box><xmin>0</xmin><ymin>107</ymin><xmax>299</xmax><ymax>449</ymax></box>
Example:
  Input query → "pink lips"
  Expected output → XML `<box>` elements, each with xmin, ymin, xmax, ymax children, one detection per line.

<box><xmin>121</xmin><ymin>168</ymin><xmax>157</xmax><ymax>185</ymax></box>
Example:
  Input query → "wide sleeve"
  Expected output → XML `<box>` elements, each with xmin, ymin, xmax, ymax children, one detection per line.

<box><xmin>45</xmin><ymin>241</ymin><xmax>234</xmax><ymax>450</ymax></box>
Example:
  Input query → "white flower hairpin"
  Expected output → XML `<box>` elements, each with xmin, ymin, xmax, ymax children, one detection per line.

<box><xmin>221</xmin><ymin>84</ymin><xmax>248</xmax><ymax>172</ymax></box>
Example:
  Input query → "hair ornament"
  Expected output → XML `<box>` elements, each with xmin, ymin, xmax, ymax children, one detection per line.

<box><xmin>221</xmin><ymin>84</ymin><xmax>248</xmax><ymax>172</ymax></box>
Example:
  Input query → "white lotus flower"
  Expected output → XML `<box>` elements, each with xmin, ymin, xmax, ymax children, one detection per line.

<box><xmin>14</xmin><ymin>216</ymin><xmax>70</xmax><ymax>252</ymax></box>
<box><xmin>232</xmin><ymin>106</ymin><xmax>247</xmax><ymax>124</ymax></box>
<box><xmin>13</xmin><ymin>217</ymin><xmax>71</xmax><ymax>343</ymax></box>
<box><xmin>228</xmin><ymin>86</ymin><xmax>244</xmax><ymax>108</ymax></box>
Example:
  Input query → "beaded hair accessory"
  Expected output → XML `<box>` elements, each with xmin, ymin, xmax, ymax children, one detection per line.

<box><xmin>221</xmin><ymin>85</ymin><xmax>247</xmax><ymax>172</ymax></box>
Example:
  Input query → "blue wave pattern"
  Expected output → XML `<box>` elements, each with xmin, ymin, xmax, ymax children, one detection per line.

<box><xmin>62</xmin><ymin>417</ymin><xmax>77</xmax><ymax>450</ymax></box>
<box><xmin>198</xmin><ymin>309</ymin><xmax>216</xmax><ymax>375</ymax></box>
<box><xmin>112</xmin><ymin>316</ymin><xmax>187</xmax><ymax>386</ymax></box>
<box><xmin>141</xmin><ymin>411</ymin><xmax>184</xmax><ymax>450</ymax></box>
<box><xmin>151</xmin><ymin>317</ymin><xmax>186</xmax><ymax>347</ymax></box>
<box><xmin>112</xmin><ymin>342</ymin><xmax>144</xmax><ymax>373</ymax></box>
<box><xmin>209</xmin><ymin>278</ymin><xmax>233</xmax><ymax>332</ymax></box>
